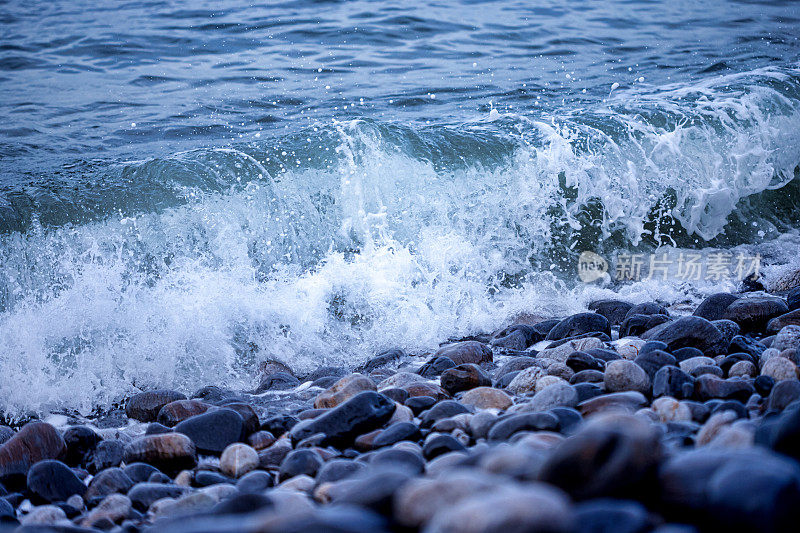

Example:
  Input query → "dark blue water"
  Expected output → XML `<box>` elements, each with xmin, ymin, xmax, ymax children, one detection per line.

<box><xmin>1</xmin><ymin>0</ymin><xmax>800</xmax><ymax>415</ymax></box>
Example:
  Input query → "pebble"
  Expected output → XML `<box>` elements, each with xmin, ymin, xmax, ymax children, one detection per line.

<box><xmin>434</xmin><ymin>341</ymin><xmax>493</xmax><ymax>366</ymax></box>
<box><xmin>219</xmin><ymin>443</ymin><xmax>259</xmax><ymax>478</ymax></box>
<box><xmin>425</xmin><ymin>484</ymin><xmax>574</xmax><ymax>533</ymax></box>
<box><xmin>126</xmin><ymin>390</ymin><xmax>187</xmax><ymax>422</ymax></box>
<box><xmin>506</xmin><ymin>365</ymin><xmax>545</xmax><ymax>394</ymax></box>
<box><xmin>128</xmin><ymin>482</ymin><xmax>190</xmax><ymax>511</ymax></box>
<box><xmin>0</xmin><ymin>422</ymin><xmax>66</xmax><ymax>480</ymax></box>
<box><xmin>540</xmin><ymin>415</ymin><xmax>661</xmax><ymax>499</ymax></box>
<box><xmin>26</xmin><ymin>459</ymin><xmax>87</xmax><ymax>503</ymax></box>
<box><xmin>81</xmin><ymin>494</ymin><xmax>132</xmax><ymax>528</ymax></box>
<box><xmin>156</xmin><ymin>400</ymin><xmax>212</xmax><ymax>427</ymax></box>
<box><xmin>652</xmin><ymin>397</ymin><xmax>692</xmax><ymax>422</ymax></box>
<box><xmin>528</xmin><ymin>382</ymin><xmax>579</xmax><ymax>411</ymax></box>
<box><xmin>547</xmin><ymin>312</ymin><xmax>611</xmax><ymax>340</ymax></box>
<box><xmin>538</xmin><ymin>337</ymin><xmax>604</xmax><ymax>363</ymax></box>
<box><xmin>122</xmin><ymin>433</ymin><xmax>197</xmax><ymax>473</ymax></box>
<box><xmin>722</xmin><ymin>295</ymin><xmax>789</xmax><ymax>331</ymax></box>
<box><xmin>314</xmin><ymin>374</ymin><xmax>376</xmax><ymax>408</ymax></box>
<box><xmin>604</xmin><ymin>360</ymin><xmax>651</xmax><ymax>394</ymax></box>
<box><xmin>174</xmin><ymin>408</ymin><xmax>244</xmax><ymax>454</ymax></box>
<box><xmin>694</xmin><ymin>292</ymin><xmax>740</xmax><ymax>321</ymax></box>
<box><xmin>440</xmin><ymin>363</ymin><xmax>491</xmax><ymax>395</ymax></box>
<box><xmin>641</xmin><ymin>316</ymin><xmax>727</xmax><ymax>356</ymax></box>
<box><xmin>291</xmin><ymin>391</ymin><xmax>396</xmax><ymax>447</ymax></box>
<box><xmin>762</xmin><ymin>357</ymin><xmax>798</xmax><ymax>381</ymax></box>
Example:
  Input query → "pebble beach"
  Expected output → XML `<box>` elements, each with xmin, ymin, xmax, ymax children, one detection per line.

<box><xmin>2</xmin><ymin>288</ymin><xmax>800</xmax><ymax>531</ymax></box>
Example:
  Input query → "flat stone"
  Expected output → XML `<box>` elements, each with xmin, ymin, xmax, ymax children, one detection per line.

<box><xmin>694</xmin><ymin>375</ymin><xmax>755</xmax><ymax>402</ymax></box>
<box><xmin>314</xmin><ymin>374</ymin><xmax>376</xmax><ymax>409</ymax></box>
<box><xmin>722</xmin><ymin>296</ymin><xmax>789</xmax><ymax>332</ymax></box>
<box><xmin>459</xmin><ymin>387</ymin><xmax>513</xmax><ymax>410</ymax></box>
<box><xmin>425</xmin><ymin>484</ymin><xmax>573</xmax><ymax>533</ymax></box>
<box><xmin>642</xmin><ymin>316</ymin><xmax>726</xmax><ymax>356</ymax></box>
<box><xmin>435</xmin><ymin>341</ymin><xmax>493</xmax><ymax>366</ymax></box>
<box><xmin>156</xmin><ymin>400</ymin><xmax>212</xmax><ymax>427</ymax></box>
<box><xmin>126</xmin><ymin>390</ymin><xmax>187</xmax><ymax>422</ymax></box>
<box><xmin>487</xmin><ymin>412</ymin><xmax>560</xmax><ymax>441</ymax></box>
<box><xmin>122</xmin><ymin>433</ymin><xmax>197</xmax><ymax>473</ymax></box>
<box><xmin>578</xmin><ymin>391</ymin><xmax>648</xmax><ymax>416</ymax></box>
<box><xmin>290</xmin><ymin>391</ymin><xmax>396</xmax><ymax>447</ymax></box>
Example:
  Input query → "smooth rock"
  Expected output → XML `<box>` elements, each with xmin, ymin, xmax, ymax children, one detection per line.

<box><xmin>653</xmin><ymin>366</ymin><xmax>695</xmax><ymax>399</ymax></box>
<box><xmin>540</xmin><ymin>415</ymin><xmax>662</xmax><ymax>499</ymax></box>
<box><xmin>126</xmin><ymin>390</ymin><xmax>187</xmax><ymax>422</ymax></box>
<box><xmin>459</xmin><ymin>387</ymin><xmax>513</xmax><ymax>410</ymax></box>
<box><xmin>0</xmin><ymin>422</ymin><xmax>66</xmax><ymax>481</ymax></box>
<box><xmin>128</xmin><ymin>482</ymin><xmax>190</xmax><ymax>511</ymax></box>
<box><xmin>440</xmin><ymin>364</ymin><xmax>491</xmax><ymax>395</ymax></box>
<box><xmin>694</xmin><ymin>293</ymin><xmax>740</xmax><ymax>321</ymax></box>
<box><xmin>435</xmin><ymin>341</ymin><xmax>493</xmax><ymax>366</ymax></box>
<box><xmin>762</xmin><ymin>357</ymin><xmax>798</xmax><ymax>381</ymax></box>
<box><xmin>722</xmin><ymin>296</ymin><xmax>789</xmax><ymax>331</ymax></box>
<box><xmin>529</xmin><ymin>382</ymin><xmax>579</xmax><ymax>411</ymax></box>
<box><xmin>547</xmin><ymin>313</ymin><xmax>611</xmax><ymax>341</ymax></box>
<box><xmin>174</xmin><ymin>408</ymin><xmax>244</xmax><ymax>454</ymax></box>
<box><xmin>156</xmin><ymin>400</ymin><xmax>211</xmax><ymax>427</ymax></box>
<box><xmin>588</xmin><ymin>300</ymin><xmax>634</xmax><ymax>325</ymax></box>
<box><xmin>220</xmin><ymin>443</ymin><xmax>259</xmax><ymax>478</ymax></box>
<box><xmin>314</xmin><ymin>374</ymin><xmax>376</xmax><ymax>409</ymax></box>
<box><xmin>27</xmin><ymin>460</ymin><xmax>86</xmax><ymax>503</ymax></box>
<box><xmin>605</xmin><ymin>360</ymin><xmax>650</xmax><ymax>394</ymax></box>
<box><xmin>642</xmin><ymin>316</ymin><xmax>726</xmax><ymax>356</ymax></box>
<box><xmin>578</xmin><ymin>392</ymin><xmax>648</xmax><ymax>416</ymax></box>
<box><xmin>122</xmin><ymin>433</ymin><xmax>197</xmax><ymax>473</ymax></box>
<box><xmin>291</xmin><ymin>391</ymin><xmax>396</xmax><ymax>447</ymax></box>
<box><xmin>85</xmin><ymin>467</ymin><xmax>134</xmax><ymax>500</ymax></box>
<box><xmin>425</xmin><ymin>484</ymin><xmax>574</xmax><ymax>533</ymax></box>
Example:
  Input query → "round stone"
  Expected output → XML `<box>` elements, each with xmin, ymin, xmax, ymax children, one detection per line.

<box><xmin>604</xmin><ymin>360</ymin><xmax>650</xmax><ymax>394</ymax></box>
<box><xmin>762</xmin><ymin>357</ymin><xmax>798</xmax><ymax>381</ymax></box>
<box><xmin>314</xmin><ymin>374</ymin><xmax>376</xmax><ymax>409</ymax></box>
<box><xmin>220</xmin><ymin>443</ymin><xmax>259</xmax><ymax>478</ymax></box>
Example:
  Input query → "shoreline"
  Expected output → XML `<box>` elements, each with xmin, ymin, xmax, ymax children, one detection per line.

<box><xmin>1</xmin><ymin>287</ymin><xmax>800</xmax><ymax>531</ymax></box>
